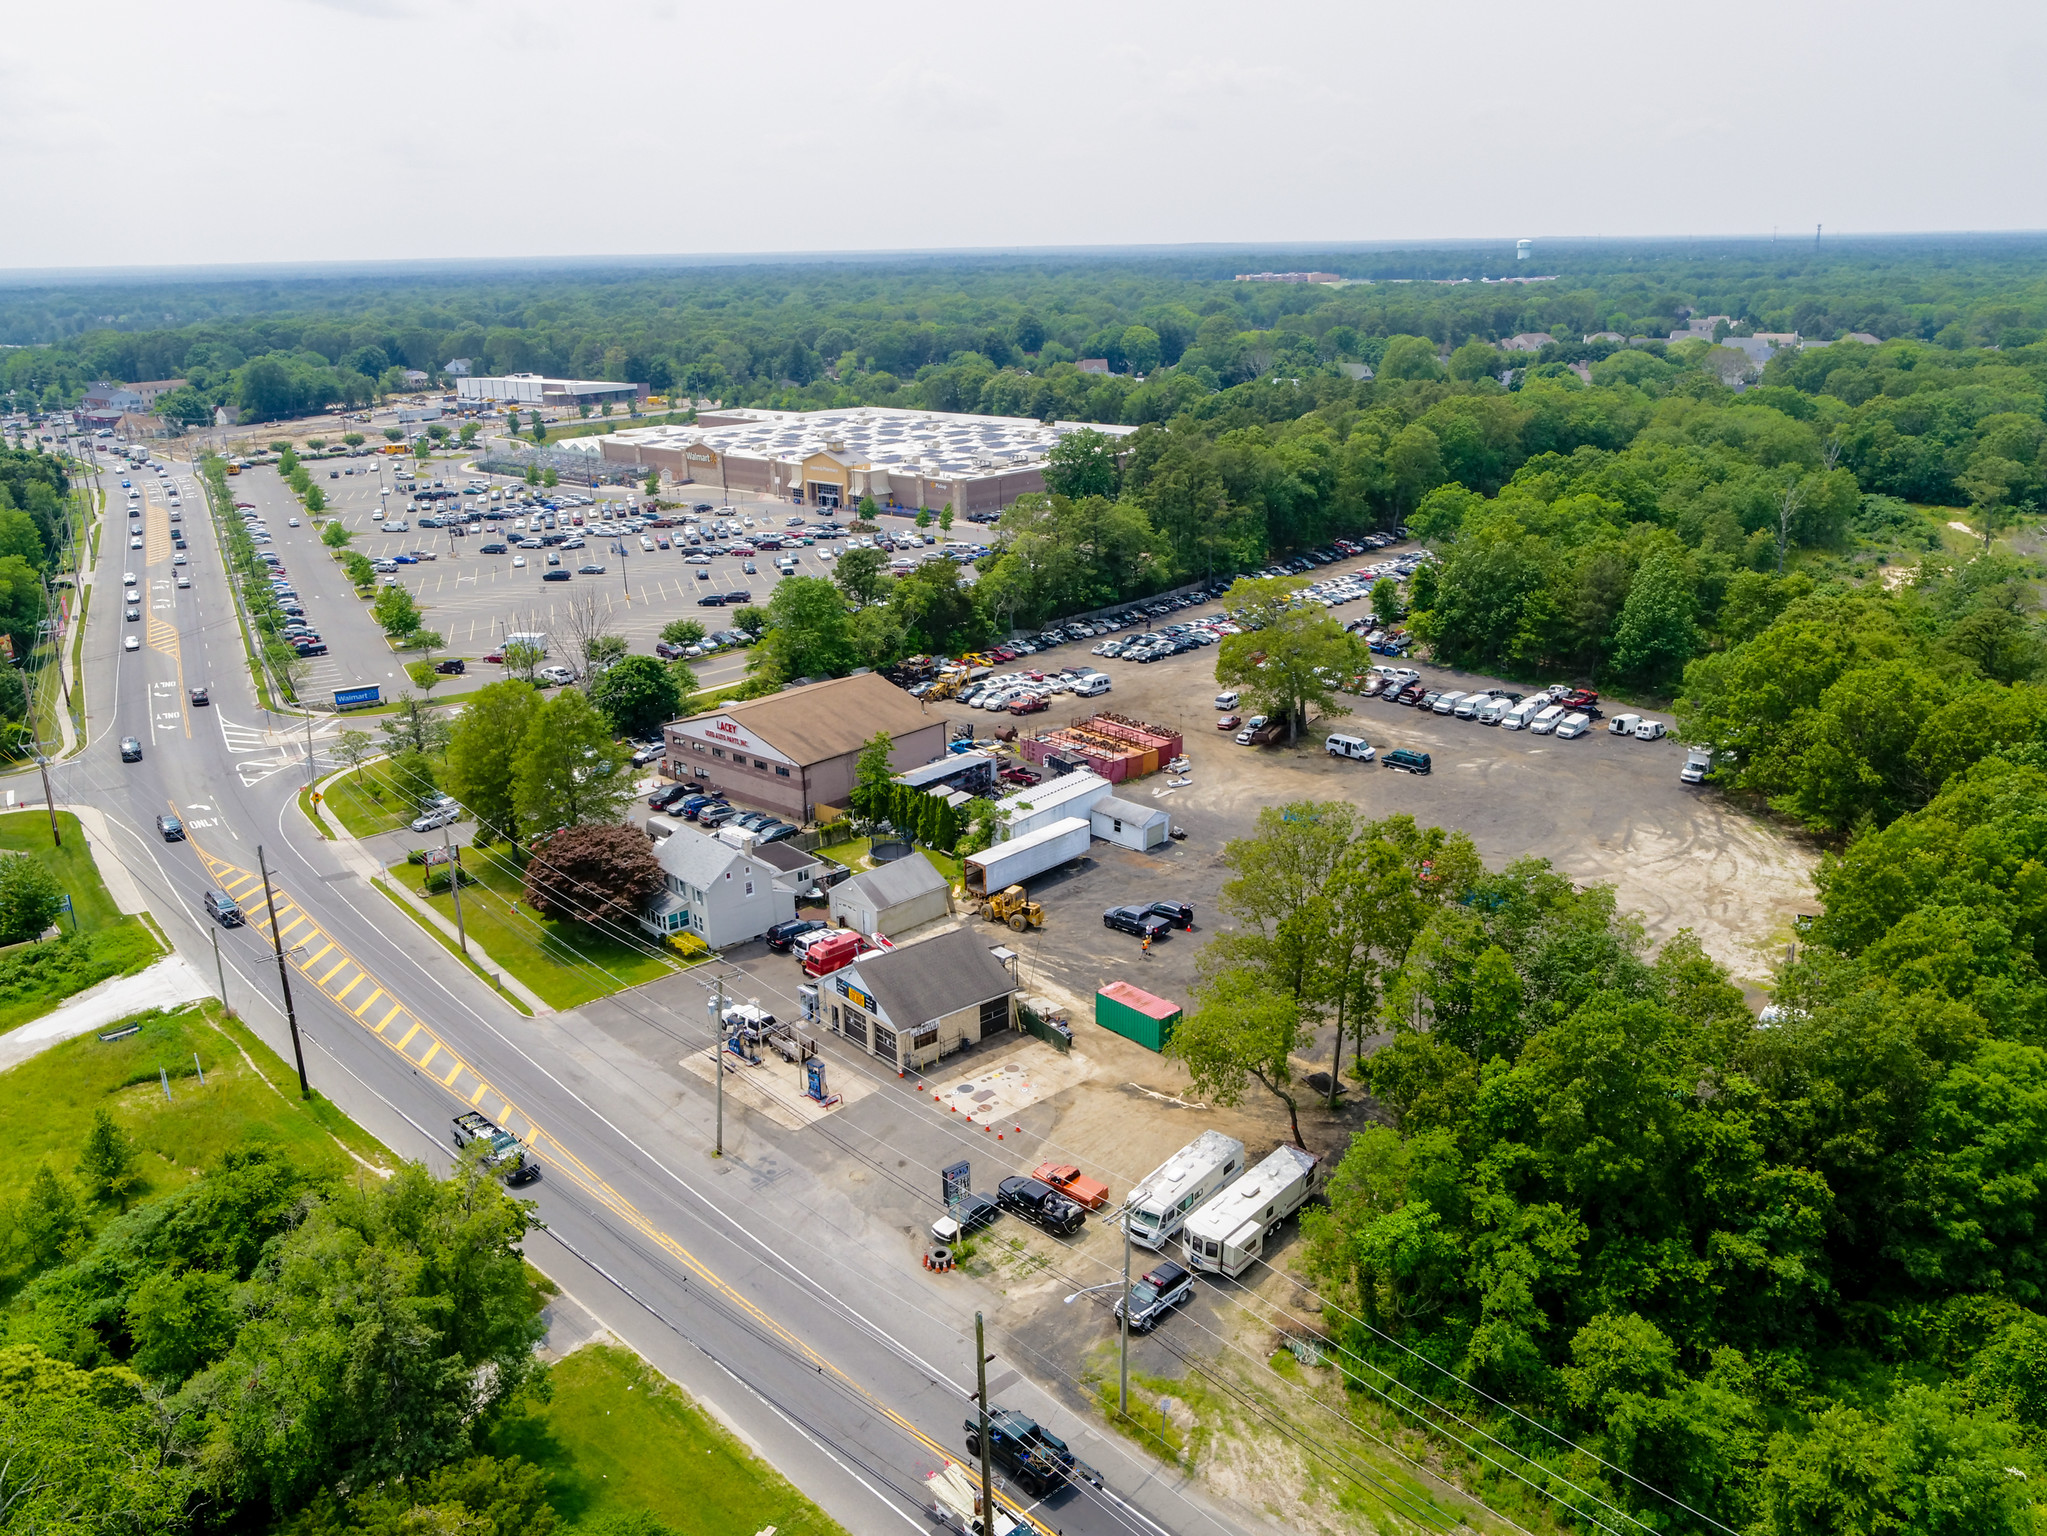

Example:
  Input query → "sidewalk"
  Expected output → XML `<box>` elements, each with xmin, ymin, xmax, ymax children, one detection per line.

<box><xmin>0</xmin><ymin>954</ymin><xmax>213</xmax><ymax>1074</ymax></box>
<box><xmin>311</xmin><ymin>768</ymin><xmax>552</xmax><ymax>1015</ymax></box>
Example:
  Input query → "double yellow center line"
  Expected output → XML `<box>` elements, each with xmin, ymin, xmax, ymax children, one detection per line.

<box><xmin>190</xmin><ymin>834</ymin><xmax>1054</xmax><ymax>1533</ymax></box>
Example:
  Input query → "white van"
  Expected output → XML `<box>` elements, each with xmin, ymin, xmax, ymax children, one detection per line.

<box><xmin>1325</xmin><ymin>733</ymin><xmax>1376</xmax><ymax>761</ymax></box>
<box><xmin>1502</xmin><ymin>699</ymin><xmax>1542</xmax><ymax>731</ymax></box>
<box><xmin>1182</xmin><ymin>1145</ymin><xmax>1319</xmax><ymax>1278</ymax></box>
<box><xmin>1607</xmin><ymin>713</ymin><xmax>1641</xmax><ymax>736</ymax></box>
<box><xmin>1453</xmin><ymin>691</ymin><xmax>1490</xmax><ymax>719</ymax></box>
<box><xmin>1072</xmin><ymin>673</ymin><xmax>1111</xmax><ymax>698</ymax></box>
<box><xmin>1528</xmin><ymin>704</ymin><xmax>1567</xmax><ymax>735</ymax></box>
<box><xmin>1431</xmin><ymin>690</ymin><xmax>1468</xmax><ymax>716</ymax></box>
<box><xmin>1555</xmin><ymin>712</ymin><xmax>1591</xmax><ymax>739</ymax></box>
<box><xmin>1126</xmin><ymin>1130</ymin><xmax>1245</xmax><ymax>1251</ymax></box>
<box><xmin>1476</xmin><ymin>696</ymin><xmax>1513</xmax><ymax>725</ymax></box>
<box><xmin>1633</xmin><ymin>719</ymin><xmax>1669</xmax><ymax>741</ymax></box>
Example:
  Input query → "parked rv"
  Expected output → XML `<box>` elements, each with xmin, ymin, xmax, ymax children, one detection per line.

<box><xmin>1181</xmin><ymin>1144</ymin><xmax>1319</xmax><ymax>1278</ymax></box>
<box><xmin>1125</xmin><ymin>1130</ymin><xmax>1245</xmax><ymax>1250</ymax></box>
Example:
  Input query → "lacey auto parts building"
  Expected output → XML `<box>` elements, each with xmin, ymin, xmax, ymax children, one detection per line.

<box><xmin>664</xmin><ymin>673</ymin><xmax>945</xmax><ymax>824</ymax></box>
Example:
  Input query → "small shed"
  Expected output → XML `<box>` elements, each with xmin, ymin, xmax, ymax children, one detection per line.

<box><xmin>1089</xmin><ymin>794</ymin><xmax>1169</xmax><ymax>851</ymax></box>
<box><xmin>1096</xmin><ymin>981</ymin><xmax>1182</xmax><ymax>1053</ymax></box>
<box><xmin>827</xmin><ymin>851</ymin><xmax>952</xmax><ymax>937</ymax></box>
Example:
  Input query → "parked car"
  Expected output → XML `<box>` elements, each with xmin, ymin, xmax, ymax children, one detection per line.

<box><xmin>1104</xmin><ymin>904</ymin><xmax>1172</xmax><ymax>940</ymax></box>
<box><xmin>1032</xmin><ymin>1163</ymin><xmax>1111</xmax><ymax>1210</ymax></box>
<box><xmin>1216</xmin><ymin>713</ymin><xmax>1242</xmax><ymax>732</ymax></box>
<box><xmin>1146</xmin><ymin>900</ymin><xmax>1195</xmax><ymax>931</ymax></box>
<box><xmin>411</xmin><ymin>803</ymin><xmax>459</xmax><ymax>833</ymax></box>
<box><xmin>1115</xmin><ymin>1260</ymin><xmax>1195</xmax><ymax>1333</ymax></box>
<box><xmin>648</xmin><ymin>784</ymin><xmax>691</xmax><ymax>810</ymax></box>
<box><xmin>766</xmin><ymin>918</ymin><xmax>828</xmax><ymax>953</ymax></box>
<box><xmin>929</xmin><ymin>1191</ymin><xmax>1001</xmax><ymax>1247</ymax></box>
<box><xmin>1384</xmin><ymin>748</ymin><xmax>1433</xmax><ymax>774</ymax></box>
<box><xmin>995</xmin><ymin>1176</ymin><xmax>1086</xmax><ymax>1236</ymax></box>
<box><xmin>1234</xmin><ymin>714</ymin><xmax>1269</xmax><ymax>744</ymax></box>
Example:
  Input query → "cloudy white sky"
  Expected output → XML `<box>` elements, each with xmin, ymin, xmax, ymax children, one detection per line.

<box><xmin>4</xmin><ymin>0</ymin><xmax>2043</xmax><ymax>270</ymax></box>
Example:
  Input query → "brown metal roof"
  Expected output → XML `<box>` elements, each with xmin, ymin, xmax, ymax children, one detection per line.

<box><xmin>675</xmin><ymin>673</ymin><xmax>934</xmax><ymax>768</ymax></box>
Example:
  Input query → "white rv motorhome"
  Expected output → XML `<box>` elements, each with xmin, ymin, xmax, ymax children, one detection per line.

<box><xmin>1181</xmin><ymin>1144</ymin><xmax>1320</xmax><ymax>1277</ymax></box>
<box><xmin>1124</xmin><ymin>1130</ymin><xmax>1245</xmax><ymax>1250</ymax></box>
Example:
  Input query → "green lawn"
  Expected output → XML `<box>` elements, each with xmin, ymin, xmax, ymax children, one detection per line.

<box><xmin>324</xmin><ymin>756</ymin><xmax>438</xmax><ymax>838</ymax></box>
<box><xmin>817</xmin><ymin>834</ymin><xmax>960</xmax><ymax>886</ymax></box>
<box><xmin>489</xmin><ymin>1344</ymin><xmax>849</xmax><ymax>1536</ymax></box>
<box><xmin>0</xmin><ymin>810</ymin><xmax>162</xmax><ymax>1033</ymax></box>
<box><xmin>388</xmin><ymin>849</ymin><xmax>676</xmax><ymax>1010</ymax></box>
<box><xmin>4</xmin><ymin>1001</ymin><xmax>390</xmax><ymax>1196</ymax></box>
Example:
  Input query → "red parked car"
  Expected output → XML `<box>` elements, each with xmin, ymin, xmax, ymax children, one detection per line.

<box><xmin>1009</xmin><ymin>694</ymin><xmax>1049</xmax><ymax>715</ymax></box>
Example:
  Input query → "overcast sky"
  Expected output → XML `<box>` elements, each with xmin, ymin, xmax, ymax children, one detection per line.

<box><xmin>5</xmin><ymin>0</ymin><xmax>2043</xmax><ymax>271</ymax></box>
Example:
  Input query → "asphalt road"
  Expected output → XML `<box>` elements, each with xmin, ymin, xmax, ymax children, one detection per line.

<box><xmin>38</xmin><ymin>444</ymin><xmax>1275</xmax><ymax>1536</ymax></box>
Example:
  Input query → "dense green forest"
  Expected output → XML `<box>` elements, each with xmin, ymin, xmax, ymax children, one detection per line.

<box><xmin>1207</xmin><ymin>791</ymin><xmax>2047</xmax><ymax>1534</ymax></box>
<box><xmin>7</xmin><ymin>237</ymin><xmax>2047</xmax><ymax>429</ymax></box>
<box><xmin>0</xmin><ymin>1108</ymin><xmax>553</xmax><ymax>1532</ymax></box>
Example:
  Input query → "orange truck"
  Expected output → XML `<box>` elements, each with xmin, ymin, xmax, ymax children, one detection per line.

<box><xmin>1032</xmin><ymin>1163</ymin><xmax>1110</xmax><ymax>1210</ymax></box>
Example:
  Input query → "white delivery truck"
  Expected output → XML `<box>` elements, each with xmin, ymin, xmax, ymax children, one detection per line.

<box><xmin>1125</xmin><ymin>1130</ymin><xmax>1246</xmax><ymax>1251</ymax></box>
<box><xmin>1181</xmin><ymin>1144</ymin><xmax>1320</xmax><ymax>1277</ymax></box>
<box><xmin>1682</xmin><ymin>746</ymin><xmax>1715</xmax><ymax>784</ymax></box>
<box><xmin>963</xmin><ymin>816</ymin><xmax>1092</xmax><ymax>898</ymax></box>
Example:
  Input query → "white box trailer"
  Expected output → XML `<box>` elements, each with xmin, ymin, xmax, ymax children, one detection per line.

<box><xmin>994</xmin><ymin>770</ymin><xmax>1110</xmax><ymax>841</ymax></box>
<box><xmin>963</xmin><ymin>816</ymin><xmax>1091</xmax><ymax>897</ymax></box>
<box><xmin>1181</xmin><ymin>1144</ymin><xmax>1319</xmax><ymax>1277</ymax></box>
<box><xmin>1125</xmin><ymin>1129</ymin><xmax>1246</xmax><ymax>1250</ymax></box>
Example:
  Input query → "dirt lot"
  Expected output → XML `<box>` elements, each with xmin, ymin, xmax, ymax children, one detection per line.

<box><xmin>927</xmin><ymin>548</ymin><xmax>1819</xmax><ymax>1010</ymax></box>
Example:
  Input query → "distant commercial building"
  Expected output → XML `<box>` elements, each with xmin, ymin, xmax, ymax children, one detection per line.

<box><xmin>1234</xmin><ymin>271</ymin><xmax>1342</xmax><ymax>283</ymax></box>
<box><xmin>77</xmin><ymin>379</ymin><xmax>184</xmax><ymax>428</ymax></box>
<box><xmin>455</xmin><ymin>372</ymin><xmax>647</xmax><ymax>410</ymax></box>
<box><xmin>590</xmin><ymin>405</ymin><xmax>1134</xmax><ymax>518</ymax></box>
<box><xmin>663</xmin><ymin>672</ymin><xmax>946</xmax><ymax>824</ymax></box>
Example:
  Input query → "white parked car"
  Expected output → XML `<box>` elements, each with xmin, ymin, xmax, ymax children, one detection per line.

<box><xmin>1214</xmin><ymin>691</ymin><xmax>1239</xmax><ymax>709</ymax></box>
<box><xmin>512</xmin><ymin>555</ymin><xmax>526</xmax><ymax>568</ymax></box>
<box><xmin>287</xmin><ymin>517</ymin><xmax>300</xmax><ymax>527</ymax></box>
<box><xmin>411</xmin><ymin>803</ymin><xmax>459</xmax><ymax>833</ymax></box>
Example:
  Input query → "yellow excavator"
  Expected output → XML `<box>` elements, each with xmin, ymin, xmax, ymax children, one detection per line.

<box><xmin>972</xmin><ymin>884</ymin><xmax>1044</xmax><ymax>932</ymax></box>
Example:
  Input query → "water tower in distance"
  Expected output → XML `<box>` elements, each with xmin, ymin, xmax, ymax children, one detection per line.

<box><xmin>1516</xmin><ymin>238</ymin><xmax>1533</xmax><ymax>262</ymax></box>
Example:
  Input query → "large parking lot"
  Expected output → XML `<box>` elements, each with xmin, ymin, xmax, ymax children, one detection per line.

<box><xmin>902</xmin><ymin>546</ymin><xmax>1817</xmax><ymax>1008</ymax></box>
<box><xmin>260</xmin><ymin>455</ymin><xmax>985</xmax><ymax>696</ymax></box>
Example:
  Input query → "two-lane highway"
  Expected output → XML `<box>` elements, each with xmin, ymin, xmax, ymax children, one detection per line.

<box><xmin>41</xmin><ymin>448</ymin><xmax>1269</xmax><ymax>1536</ymax></box>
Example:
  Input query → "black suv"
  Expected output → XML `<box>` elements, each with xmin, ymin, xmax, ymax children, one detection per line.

<box><xmin>1147</xmin><ymin>900</ymin><xmax>1195</xmax><ymax>931</ymax></box>
<box><xmin>996</xmin><ymin>1176</ymin><xmax>1085</xmax><ymax>1237</ymax></box>
<box><xmin>1115</xmin><ymin>1260</ymin><xmax>1195</xmax><ymax>1333</ymax></box>
<box><xmin>1103</xmin><ymin>904</ymin><xmax>1171</xmax><ymax>941</ymax></box>
<box><xmin>766</xmin><ymin>918</ymin><xmax>827</xmax><ymax>953</ymax></box>
<box><xmin>963</xmin><ymin>1407</ymin><xmax>1076</xmax><ymax>1497</ymax></box>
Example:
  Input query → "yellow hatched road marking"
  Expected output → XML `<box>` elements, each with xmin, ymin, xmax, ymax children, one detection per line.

<box><xmin>394</xmin><ymin>1021</ymin><xmax>422</xmax><ymax>1051</ymax></box>
<box><xmin>417</xmin><ymin>1042</ymin><xmax>439</xmax><ymax>1072</ymax></box>
<box><xmin>351</xmin><ymin>987</ymin><xmax>386</xmax><ymax>1018</ymax></box>
<box><xmin>332</xmin><ymin>973</ymin><xmax>364</xmax><ymax>1005</ymax></box>
<box><xmin>316</xmin><ymin>957</ymin><xmax>350</xmax><ymax>986</ymax></box>
<box><xmin>376</xmin><ymin>1002</ymin><xmax>404</xmax><ymax>1032</ymax></box>
<box><xmin>470</xmin><ymin>1081</ymin><xmax>491</xmax><ymax>1106</ymax></box>
<box><xmin>224</xmin><ymin>873</ymin><xmax>259</xmax><ymax>895</ymax></box>
<box><xmin>441</xmin><ymin>1059</ymin><xmax>464</xmax><ymax>1087</ymax></box>
<box><xmin>278</xmin><ymin>915</ymin><xmax>311</xmax><ymax>941</ymax></box>
<box><xmin>306</xmin><ymin>942</ymin><xmax>335</xmax><ymax>969</ymax></box>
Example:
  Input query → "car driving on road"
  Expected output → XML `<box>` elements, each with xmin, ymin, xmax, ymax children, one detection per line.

<box><xmin>155</xmin><ymin>814</ymin><xmax>184</xmax><ymax>841</ymax></box>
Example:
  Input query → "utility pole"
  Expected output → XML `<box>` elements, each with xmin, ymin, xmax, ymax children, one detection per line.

<box><xmin>33</xmin><ymin>757</ymin><xmax>58</xmax><ymax>847</ymax></box>
<box><xmin>713</xmin><ymin>970</ymin><xmax>727</xmax><ymax>1155</ymax></box>
<box><xmin>442</xmin><ymin>822</ymin><xmax>468</xmax><ymax>955</ymax></box>
<box><xmin>212</xmin><ymin>926</ymin><xmax>233</xmax><ymax>1017</ymax></box>
<box><xmin>256</xmin><ymin>845</ymin><xmax>310</xmax><ymax>1097</ymax></box>
<box><xmin>1120</xmin><ymin>1209</ymin><xmax>1133</xmax><ymax>1414</ymax></box>
<box><xmin>975</xmin><ymin>1312</ymin><xmax>996</xmax><ymax>1529</ymax></box>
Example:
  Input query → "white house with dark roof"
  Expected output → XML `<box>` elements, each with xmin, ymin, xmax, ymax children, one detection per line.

<box><xmin>641</xmin><ymin>824</ymin><xmax>794</xmax><ymax>947</ymax></box>
<box><xmin>826</xmin><ymin>927</ymin><xmax>1017</xmax><ymax>1071</ymax></box>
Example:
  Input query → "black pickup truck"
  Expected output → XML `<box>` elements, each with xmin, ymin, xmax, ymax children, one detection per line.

<box><xmin>996</xmin><ymin>1176</ymin><xmax>1085</xmax><ymax>1237</ymax></box>
<box><xmin>964</xmin><ymin>1406</ymin><xmax>1076</xmax><ymax>1496</ymax></box>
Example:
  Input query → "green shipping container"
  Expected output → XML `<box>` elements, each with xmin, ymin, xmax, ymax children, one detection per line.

<box><xmin>1095</xmin><ymin>981</ymin><xmax>1182</xmax><ymax>1053</ymax></box>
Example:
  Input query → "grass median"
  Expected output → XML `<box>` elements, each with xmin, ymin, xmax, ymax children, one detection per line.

<box><xmin>386</xmin><ymin>846</ymin><xmax>675</xmax><ymax>1010</ymax></box>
